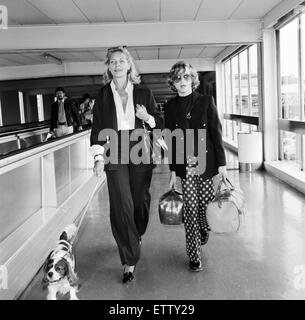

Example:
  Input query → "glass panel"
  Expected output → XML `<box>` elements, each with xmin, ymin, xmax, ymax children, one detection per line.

<box><xmin>0</xmin><ymin>97</ymin><xmax>2</xmax><ymax>126</ymax></box>
<box><xmin>224</xmin><ymin>61</ymin><xmax>232</xmax><ymax>113</ymax></box>
<box><xmin>250</xmin><ymin>125</ymin><xmax>258</xmax><ymax>132</ymax></box>
<box><xmin>301</xmin><ymin>14</ymin><xmax>305</xmax><ymax>120</ymax></box>
<box><xmin>240</xmin><ymin>50</ymin><xmax>249</xmax><ymax>115</ymax></box>
<box><xmin>37</xmin><ymin>94</ymin><xmax>44</xmax><ymax>122</ymax></box>
<box><xmin>241</xmin><ymin>123</ymin><xmax>250</xmax><ymax>133</ymax></box>
<box><xmin>279</xmin><ymin>18</ymin><xmax>300</xmax><ymax>120</ymax></box>
<box><xmin>281</xmin><ymin>130</ymin><xmax>297</xmax><ymax>164</ymax></box>
<box><xmin>70</xmin><ymin>140</ymin><xmax>87</xmax><ymax>194</ymax></box>
<box><xmin>249</xmin><ymin>44</ymin><xmax>259</xmax><ymax>116</ymax></box>
<box><xmin>0</xmin><ymin>159</ymin><xmax>42</xmax><ymax>242</ymax></box>
<box><xmin>232</xmin><ymin>56</ymin><xmax>240</xmax><ymax>114</ymax></box>
<box><xmin>233</xmin><ymin>121</ymin><xmax>240</xmax><ymax>141</ymax></box>
<box><xmin>224</xmin><ymin>119</ymin><xmax>233</xmax><ymax>140</ymax></box>
<box><xmin>54</xmin><ymin>146</ymin><xmax>70</xmax><ymax>205</ymax></box>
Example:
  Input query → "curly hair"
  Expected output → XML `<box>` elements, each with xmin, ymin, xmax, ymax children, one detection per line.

<box><xmin>103</xmin><ymin>46</ymin><xmax>141</xmax><ymax>84</ymax></box>
<box><xmin>167</xmin><ymin>61</ymin><xmax>200</xmax><ymax>92</ymax></box>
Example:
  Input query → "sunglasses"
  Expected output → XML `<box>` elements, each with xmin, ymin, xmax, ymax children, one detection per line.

<box><xmin>107</xmin><ymin>45</ymin><xmax>127</xmax><ymax>53</ymax></box>
<box><xmin>173</xmin><ymin>74</ymin><xmax>191</xmax><ymax>83</ymax></box>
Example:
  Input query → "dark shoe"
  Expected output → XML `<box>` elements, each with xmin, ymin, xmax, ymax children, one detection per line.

<box><xmin>122</xmin><ymin>271</ymin><xmax>134</xmax><ymax>283</ymax></box>
<box><xmin>189</xmin><ymin>260</ymin><xmax>202</xmax><ymax>272</ymax></box>
<box><xmin>201</xmin><ymin>231</ymin><xmax>209</xmax><ymax>245</ymax></box>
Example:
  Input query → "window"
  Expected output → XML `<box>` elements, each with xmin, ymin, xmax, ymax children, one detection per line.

<box><xmin>232</xmin><ymin>56</ymin><xmax>240</xmax><ymax>114</ymax></box>
<box><xmin>277</xmin><ymin>13</ymin><xmax>305</xmax><ymax>171</ymax></box>
<box><xmin>37</xmin><ymin>94</ymin><xmax>44</xmax><ymax>122</ymax></box>
<box><xmin>249</xmin><ymin>44</ymin><xmax>259</xmax><ymax>116</ymax></box>
<box><xmin>222</xmin><ymin>44</ymin><xmax>260</xmax><ymax>142</ymax></box>
<box><xmin>279</xmin><ymin>19</ymin><xmax>300</xmax><ymax>120</ymax></box>
<box><xmin>0</xmin><ymin>97</ymin><xmax>2</xmax><ymax>126</ymax></box>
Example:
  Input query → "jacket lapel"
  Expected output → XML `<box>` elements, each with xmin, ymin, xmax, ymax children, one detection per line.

<box><xmin>104</xmin><ymin>84</ymin><xmax>118</xmax><ymax>131</ymax></box>
<box><xmin>132</xmin><ymin>85</ymin><xmax>143</xmax><ymax>128</ymax></box>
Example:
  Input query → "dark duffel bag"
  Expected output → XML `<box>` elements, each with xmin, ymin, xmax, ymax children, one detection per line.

<box><xmin>158</xmin><ymin>187</ymin><xmax>183</xmax><ymax>225</ymax></box>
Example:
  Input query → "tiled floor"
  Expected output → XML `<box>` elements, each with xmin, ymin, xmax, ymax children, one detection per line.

<box><xmin>20</xmin><ymin>151</ymin><xmax>305</xmax><ymax>300</ymax></box>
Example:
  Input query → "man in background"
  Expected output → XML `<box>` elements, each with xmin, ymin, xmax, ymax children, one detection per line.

<box><xmin>50</xmin><ymin>87</ymin><xmax>82</xmax><ymax>138</ymax></box>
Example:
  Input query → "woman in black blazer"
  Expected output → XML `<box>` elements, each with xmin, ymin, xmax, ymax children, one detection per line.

<box><xmin>90</xmin><ymin>46</ymin><xmax>163</xmax><ymax>283</ymax></box>
<box><xmin>164</xmin><ymin>61</ymin><xmax>227</xmax><ymax>272</ymax></box>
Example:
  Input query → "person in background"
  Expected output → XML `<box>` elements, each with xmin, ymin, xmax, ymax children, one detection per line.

<box><xmin>79</xmin><ymin>93</ymin><xmax>94</xmax><ymax>129</ymax></box>
<box><xmin>164</xmin><ymin>61</ymin><xmax>227</xmax><ymax>272</ymax></box>
<box><xmin>50</xmin><ymin>87</ymin><xmax>82</xmax><ymax>138</ymax></box>
<box><xmin>90</xmin><ymin>46</ymin><xmax>163</xmax><ymax>283</ymax></box>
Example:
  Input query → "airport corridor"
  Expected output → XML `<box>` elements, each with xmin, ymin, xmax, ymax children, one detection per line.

<box><xmin>20</xmin><ymin>151</ymin><xmax>305</xmax><ymax>300</ymax></box>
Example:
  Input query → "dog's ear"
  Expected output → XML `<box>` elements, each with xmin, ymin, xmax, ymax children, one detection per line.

<box><xmin>66</xmin><ymin>261</ymin><xmax>79</xmax><ymax>286</ymax></box>
<box><xmin>41</xmin><ymin>252</ymin><xmax>53</xmax><ymax>288</ymax></box>
<box><xmin>60</xmin><ymin>231</ymin><xmax>68</xmax><ymax>241</ymax></box>
<box><xmin>41</xmin><ymin>260</ymin><xmax>51</xmax><ymax>289</ymax></box>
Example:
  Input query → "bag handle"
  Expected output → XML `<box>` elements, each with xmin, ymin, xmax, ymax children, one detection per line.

<box><xmin>215</xmin><ymin>176</ymin><xmax>234</xmax><ymax>195</ymax></box>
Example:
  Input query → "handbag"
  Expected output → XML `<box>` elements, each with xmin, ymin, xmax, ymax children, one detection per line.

<box><xmin>158</xmin><ymin>187</ymin><xmax>183</xmax><ymax>225</ymax></box>
<box><xmin>206</xmin><ymin>177</ymin><xmax>246</xmax><ymax>233</ymax></box>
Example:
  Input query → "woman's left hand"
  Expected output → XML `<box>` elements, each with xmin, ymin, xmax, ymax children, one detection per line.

<box><xmin>136</xmin><ymin>104</ymin><xmax>150</xmax><ymax>122</ymax></box>
<box><xmin>218</xmin><ymin>165</ymin><xmax>228</xmax><ymax>181</ymax></box>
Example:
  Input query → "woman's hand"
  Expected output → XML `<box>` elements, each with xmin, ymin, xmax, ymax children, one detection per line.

<box><xmin>136</xmin><ymin>104</ymin><xmax>150</xmax><ymax>122</ymax></box>
<box><xmin>169</xmin><ymin>171</ymin><xmax>177</xmax><ymax>189</ymax></box>
<box><xmin>93</xmin><ymin>160</ymin><xmax>104</xmax><ymax>178</ymax></box>
<box><xmin>218</xmin><ymin>165</ymin><xmax>228</xmax><ymax>181</ymax></box>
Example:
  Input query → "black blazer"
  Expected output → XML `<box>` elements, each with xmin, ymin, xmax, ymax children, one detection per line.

<box><xmin>164</xmin><ymin>92</ymin><xmax>226</xmax><ymax>180</ymax></box>
<box><xmin>90</xmin><ymin>83</ymin><xmax>163</xmax><ymax>171</ymax></box>
<box><xmin>50</xmin><ymin>99</ymin><xmax>81</xmax><ymax>132</ymax></box>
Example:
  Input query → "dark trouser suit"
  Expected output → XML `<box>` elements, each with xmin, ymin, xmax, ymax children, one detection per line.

<box><xmin>106</xmin><ymin>164</ymin><xmax>153</xmax><ymax>266</ymax></box>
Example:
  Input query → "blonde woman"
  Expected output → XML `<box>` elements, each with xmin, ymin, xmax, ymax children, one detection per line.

<box><xmin>90</xmin><ymin>46</ymin><xmax>163</xmax><ymax>283</ymax></box>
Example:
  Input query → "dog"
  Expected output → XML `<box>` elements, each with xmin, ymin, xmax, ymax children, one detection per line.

<box><xmin>42</xmin><ymin>224</ymin><xmax>79</xmax><ymax>300</ymax></box>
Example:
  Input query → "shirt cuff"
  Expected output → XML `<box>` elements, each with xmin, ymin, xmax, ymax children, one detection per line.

<box><xmin>145</xmin><ymin>115</ymin><xmax>156</xmax><ymax>128</ymax></box>
<box><xmin>89</xmin><ymin>144</ymin><xmax>105</xmax><ymax>158</ymax></box>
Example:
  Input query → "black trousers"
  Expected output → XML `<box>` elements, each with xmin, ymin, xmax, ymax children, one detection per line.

<box><xmin>106</xmin><ymin>165</ymin><xmax>153</xmax><ymax>266</ymax></box>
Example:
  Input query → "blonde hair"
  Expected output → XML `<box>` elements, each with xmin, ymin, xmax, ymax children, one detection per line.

<box><xmin>103</xmin><ymin>46</ymin><xmax>141</xmax><ymax>84</ymax></box>
<box><xmin>168</xmin><ymin>61</ymin><xmax>200</xmax><ymax>92</ymax></box>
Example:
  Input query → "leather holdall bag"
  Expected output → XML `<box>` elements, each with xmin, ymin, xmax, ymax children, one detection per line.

<box><xmin>158</xmin><ymin>187</ymin><xmax>183</xmax><ymax>225</ymax></box>
<box><xmin>206</xmin><ymin>178</ymin><xmax>246</xmax><ymax>233</ymax></box>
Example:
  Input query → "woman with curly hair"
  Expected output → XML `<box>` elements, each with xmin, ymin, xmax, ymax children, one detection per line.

<box><xmin>164</xmin><ymin>61</ymin><xmax>227</xmax><ymax>272</ymax></box>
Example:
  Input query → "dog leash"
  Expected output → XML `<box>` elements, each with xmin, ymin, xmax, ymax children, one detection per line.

<box><xmin>72</xmin><ymin>177</ymin><xmax>104</xmax><ymax>245</ymax></box>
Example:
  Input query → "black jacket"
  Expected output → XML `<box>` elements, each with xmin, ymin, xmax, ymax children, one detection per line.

<box><xmin>50</xmin><ymin>99</ymin><xmax>81</xmax><ymax>132</ymax></box>
<box><xmin>164</xmin><ymin>92</ymin><xmax>226</xmax><ymax>179</ymax></box>
<box><xmin>90</xmin><ymin>83</ymin><xmax>163</xmax><ymax>171</ymax></box>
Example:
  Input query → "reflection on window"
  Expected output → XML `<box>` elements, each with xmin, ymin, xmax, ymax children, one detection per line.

<box><xmin>279</xmin><ymin>18</ymin><xmax>300</xmax><ymax>120</ymax></box>
<box><xmin>224</xmin><ymin>119</ymin><xmax>233</xmax><ymax>141</ymax></box>
<box><xmin>232</xmin><ymin>56</ymin><xmax>240</xmax><ymax>114</ymax></box>
<box><xmin>18</xmin><ymin>91</ymin><xmax>25</xmax><ymax>124</ymax></box>
<box><xmin>281</xmin><ymin>131</ymin><xmax>297</xmax><ymax>166</ymax></box>
<box><xmin>224</xmin><ymin>61</ymin><xmax>232</xmax><ymax>113</ymax></box>
<box><xmin>240</xmin><ymin>50</ymin><xmax>249</xmax><ymax>115</ymax></box>
<box><xmin>222</xmin><ymin>44</ymin><xmax>259</xmax><ymax>141</ymax></box>
<box><xmin>0</xmin><ymin>98</ymin><xmax>2</xmax><ymax>126</ymax></box>
<box><xmin>249</xmin><ymin>44</ymin><xmax>259</xmax><ymax>116</ymax></box>
<box><xmin>37</xmin><ymin>95</ymin><xmax>44</xmax><ymax>122</ymax></box>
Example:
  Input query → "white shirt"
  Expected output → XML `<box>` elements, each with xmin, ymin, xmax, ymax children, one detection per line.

<box><xmin>110</xmin><ymin>80</ymin><xmax>156</xmax><ymax>130</ymax></box>
<box><xmin>110</xmin><ymin>80</ymin><xmax>135</xmax><ymax>131</ymax></box>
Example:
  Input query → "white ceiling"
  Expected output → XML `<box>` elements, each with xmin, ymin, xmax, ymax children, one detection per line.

<box><xmin>2</xmin><ymin>0</ymin><xmax>283</xmax><ymax>25</ymax></box>
<box><xmin>0</xmin><ymin>0</ymin><xmax>284</xmax><ymax>67</ymax></box>
<box><xmin>0</xmin><ymin>45</ymin><xmax>226</xmax><ymax>67</ymax></box>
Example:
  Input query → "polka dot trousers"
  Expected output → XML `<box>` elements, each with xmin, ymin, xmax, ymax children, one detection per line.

<box><xmin>181</xmin><ymin>164</ymin><xmax>215</xmax><ymax>263</ymax></box>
